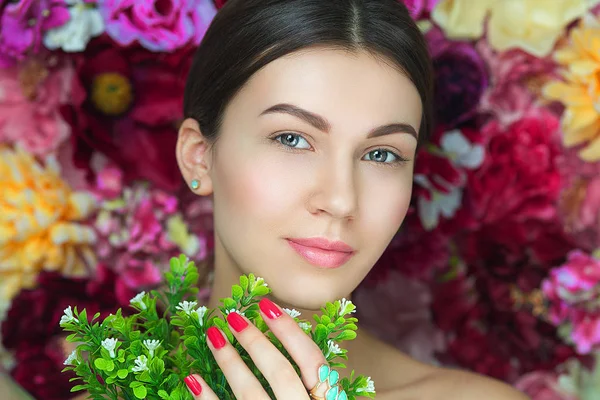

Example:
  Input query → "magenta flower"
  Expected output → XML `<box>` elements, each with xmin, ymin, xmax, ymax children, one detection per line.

<box><xmin>98</xmin><ymin>0</ymin><xmax>217</xmax><ymax>52</ymax></box>
<box><xmin>401</xmin><ymin>0</ymin><xmax>439</xmax><ymax>19</ymax></box>
<box><xmin>0</xmin><ymin>0</ymin><xmax>70</xmax><ymax>67</ymax></box>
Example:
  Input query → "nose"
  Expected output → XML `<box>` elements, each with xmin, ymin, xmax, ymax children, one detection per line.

<box><xmin>307</xmin><ymin>158</ymin><xmax>358</xmax><ymax>220</ymax></box>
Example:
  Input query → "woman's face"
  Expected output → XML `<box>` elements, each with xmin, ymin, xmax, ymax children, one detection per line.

<box><xmin>179</xmin><ymin>48</ymin><xmax>422</xmax><ymax>310</ymax></box>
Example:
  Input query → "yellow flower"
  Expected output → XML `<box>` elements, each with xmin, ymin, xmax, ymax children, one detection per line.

<box><xmin>432</xmin><ymin>0</ymin><xmax>599</xmax><ymax>57</ymax></box>
<box><xmin>431</xmin><ymin>0</ymin><xmax>498</xmax><ymax>40</ymax></box>
<box><xmin>487</xmin><ymin>0</ymin><xmax>599</xmax><ymax>57</ymax></box>
<box><xmin>0</xmin><ymin>146</ymin><xmax>97</xmax><ymax>301</ymax></box>
<box><xmin>543</xmin><ymin>14</ymin><xmax>600</xmax><ymax>162</ymax></box>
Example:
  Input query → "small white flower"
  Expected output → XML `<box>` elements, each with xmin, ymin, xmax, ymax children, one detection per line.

<box><xmin>339</xmin><ymin>298</ymin><xmax>356</xmax><ymax>316</ymax></box>
<box><xmin>143</xmin><ymin>339</ymin><xmax>161</xmax><ymax>358</ymax></box>
<box><xmin>64</xmin><ymin>350</ymin><xmax>78</xmax><ymax>366</ymax></box>
<box><xmin>357</xmin><ymin>377</ymin><xmax>376</xmax><ymax>394</ymax></box>
<box><xmin>176</xmin><ymin>300</ymin><xmax>198</xmax><ymax>315</ymax></box>
<box><xmin>283</xmin><ymin>308</ymin><xmax>301</xmax><ymax>318</ymax></box>
<box><xmin>60</xmin><ymin>306</ymin><xmax>78</xmax><ymax>325</ymax></box>
<box><xmin>255</xmin><ymin>276</ymin><xmax>268</xmax><ymax>287</ymax></box>
<box><xmin>440</xmin><ymin>129</ymin><xmax>484</xmax><ymax>170</ymax></box>
<box><xmin>298</xmin><ymin>322</ymin><xmax>312</xmax><ymax>331</ymax></box>
<box><xmin>101</xmin><ymin>338</ymin><xmax>119</xmax><ymax>358</ymax></box>
<box><xmin>225</xmin><ymin>308</ymin><xmax>245</xmax><ymax>317</ymax></box>
<box><xmin>43</xmin><ymin>0</ymin><xmax>104</xmax><ymax>52</ymax></box>
<box><xmin>327</xmin><ymin>340</ymin><xmax>342</xmax><ymax>356</ymax></box>
<box><xmin>132</xmin><ymin>355</ymin><xmax>149</xmax><ymax>373</ymax></box>
<box><xmin>195</xmin><ymin>306</ymin><xmax>208</xmax><ymax>326</ymax></box>
<box><xmin>129</xmin><ymin>291</ymin><xmax>147</xmax><ymax>310</ymax></box>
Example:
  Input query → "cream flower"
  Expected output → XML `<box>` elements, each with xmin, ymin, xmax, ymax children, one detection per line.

<box><xmin>143</xmin><ymin>339</ymin><xmax>161</xmax><ymax>358</ymax></box>
<box><xmin>64</xmin><ymin>350</ymin><xmax>78</xmax><ymax>366</ymax></box>
<box><xmin>543</xmin><ymin>13</ymin><xmax>600</xmax><ymax>161</ymax></box>
<box><xmin>298</xmin><ymin>322</ymin><xmax>312</xmax><ymax>331</ymax></box>
<box><xmin>132</xmin><ymin>355</ymin><xmax>148</xmax><ymax>373</ymax></box>
<box><xmin>283</xmin><ymin>308</ymin><xmax>301</xmax><ymax>318</ymax></box>
<box><xmin>195</xmin><ymin>305</ymin><xmax>208</xmax><ymax>326</ymax></box>
<box><xmin>487</xmin><ymin>0</ymin><xmax>599</xmax><ymax>57</ymax></box>
<box><xmin>0</xmin><ymin>146</ymin><xmax>97</xmax><ymax>301</ymax></box>
<box><xmin>326</xmin><ymin>340</ymin><xmax>343</xmax><ymax>357</ymax></box>
<box><xmin>43</xmin><ymin>0</ymin><xmax>104</xmax><ymax>52</ymax></box>
<box><xmin>357</xmin><ymin>377</ymin><xmax>376</xmax><ymax>394</ymax></box>
<box><xmin>432</xmin><ymin>0</ymin><xmax>498</xmax><ymax>40</ymax></box>
<box><xmin>60</xmin><ymin>306</ymin><xmax>79</xmax><ymax>326</ymax></box>
<box><xmin>129</xmin><ymin>291</ymin><xmax>147</xmax><ymax>310</ymax></box>
<box><xmin>176</xmin><ymin>300</ymin><xmax>198</xmax><ymax>315</ymax></box>
<box><xmin>101</xmin><ymin>338</ymin><xmax>119</xmax><ymax>358</ymax></box>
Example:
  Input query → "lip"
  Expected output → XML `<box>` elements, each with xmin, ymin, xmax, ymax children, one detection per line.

<box><xmin>286</xmin><ymin>238</ymin><xmax>355</xmax><ymax>269</ymax></box>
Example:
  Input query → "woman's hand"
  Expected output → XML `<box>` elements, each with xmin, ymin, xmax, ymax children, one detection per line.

<box><xmin>183</xmin><ymin>298</ymin><xmax>345</xmax><ymax>400</ymax></box>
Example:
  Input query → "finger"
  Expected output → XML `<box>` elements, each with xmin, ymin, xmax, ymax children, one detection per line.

<box><xmin>206</xmin><ymin>326</ymin><xmax>270</xmax><ymax>400</ymax></box>
<box><xmin>256</xmin><ymin>299</ymin><xmax>332</xmax><ymax>394</ymax></box>
<box><xmin>226</xmin><ymin>310</ymin><xmax>308</xmax><ymax>400</ymax></box>
<box><xmin>183</xmin><ymin>374</ymin><xmax>218</xmax><ymax>400</ymax></box>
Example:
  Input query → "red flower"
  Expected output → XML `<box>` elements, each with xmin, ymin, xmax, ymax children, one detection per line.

<box><xmin>213</xmin><ymin>0</ymin><xmax>228</xmax><ymax>9</ymax></box>
<box><xmin>61</xmin><ymin>38</ymin><xmax>192</xmax><ymax>191</ymax></box>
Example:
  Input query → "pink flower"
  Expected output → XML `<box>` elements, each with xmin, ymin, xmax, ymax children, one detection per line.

<box><xmin>98</xmin><ymin>0</ymin><xmax>217</xmax><ymax>52</ymax></box>
<box><xmin>354</xmin><ymin>270</ymin><xmax>446</xmax><ymax>364</ymax></box>
<box><xmin>477</xmin><ymin>40</ymin><xmax>559</xmax><ymax>128</ymax></box>
<box><xmin>401</xmin><ymin>0</ymin><xmax>439</xmax><ymax>19</ymax></box>
<box><xmin>557</xmin><ymin>147</ymin><xmax>600</xmax><ymax>252</ymax></box>
<box><xmin>570</xmin><ymin>312</ymin><xmax>600</xmax><ymax>354</ymax></box>
<box><xmin>0</xmin><ymin>58</ymin><xmax>73</xmax><ymax>157</ymax></box>
<box><xmin>0</xmin><ymin>0</ymin><xmax>70</xmax><ymax>67</ymax></box>
<box><xmin>514</xmin><ymin>371</ymin><xmax>574</xmax><ymax>400</ymax></box>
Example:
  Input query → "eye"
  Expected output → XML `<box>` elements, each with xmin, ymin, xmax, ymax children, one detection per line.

<box><xmin>363</xmin><ymin>148</ymin><xmax>408</xmax><ymax>164</ymax></box>
<box><xmin>273</xmin><ymin>133</ymin><xmax>311</xmax><ymax>149</ymax></box>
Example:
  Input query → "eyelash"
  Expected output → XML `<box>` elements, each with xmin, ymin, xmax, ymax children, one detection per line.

<box><xmin>271</xmin><ymin>133</ymin><xmax>410</xmax><ymax>165</ymax></box>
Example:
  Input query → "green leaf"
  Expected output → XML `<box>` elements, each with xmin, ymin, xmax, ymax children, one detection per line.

<box><xmin>223</xmin><ymin>298</ymin><xmax>237</xmax><ymax>310</ymax></box>
<box><xmin>130</xmin><ymin>331</ymin><xmax>141</xmax><ymax>340</ymax></box>
<box><xmin>158</xmin><ymin>390</ymin><xmax>170</xmax><ymax>399</ymax></box>
<box><xmin>239</xmin><ymin>275</ymin><xmax>249</xmax><ymax>292</ymax></box>
<box><xmin>94</xmin><ymin>358</ymin><xmax>109</xmax><ymax>371</ymax></box>
<box><xmin>325</xmin><ymin>302</ymin><xmax>336</xmax><ymax>316</ymax></box>
<box><xmin>334</xmin><ymin>330</ymin><xmax>357</xmax><ymax>341</ymax></box>
<box><xmin>231</xmin><ymin>285</ymin><xmax>243</xmax><ymax>301</ymax></box>
<box><xmin>315</xmin><ymin>325</ymin><xmax>328</xmax><ymax>344</ymax></box>
<box><xmin>250</xmin><ymin>285</ymin><xmax>269</xmax><ymax>297</ymax></box>
<box><xmin>134</xmin><ymin>385</ymin><xmax>147</xmax><ymax>399</ymax></box>
<box><xmin>117</xmin><ymin>369</ymin><xmax>129</xmax><ymax>379</ymax></box>
<box><xmin>321</xmin><ymin>315</ymin><xmax>331</xmax><ymax>325</ymax></box>
<box><xmin>70</xmin><ymin>385</ymin><xmax>88</xmax><ymax>392</ymax></box>
<box><xmin>130</xmin><ymin>381</ymin><xmax>142</xmax><ymax>388</ymax></box>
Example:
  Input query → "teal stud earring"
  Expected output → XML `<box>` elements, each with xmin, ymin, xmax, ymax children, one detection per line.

<box><xmin>190</xmin><ymin>179</ymin><xmax>200</xmax><ymax>190</ymax></box>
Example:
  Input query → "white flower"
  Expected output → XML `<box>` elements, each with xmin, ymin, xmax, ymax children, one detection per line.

<box><xmin>43</xmin><ymin>0</ymin><xmax>104</xmax><ymax>52</ymax></box>
<box><xmin>298</xmin><ymin>322</ymin><xmax>312</xmax><ymax>331</ymax></box>
<box><xmin>132</xmin><ymin>355</ymin><xmax>149</xmax><ymax>373</ymax></box>
<box><xmin>225</xmin><ymin>308</ymin><xmax>245</xmax><ymax>317</ymax></box>
<box><xmin>129</xmin><ymin>291</ymin><xmax>147</xmax><ymax>310</ymax></box>
<box><xmin>176</xmin><ymin>300</ymin><xmax>198</xmax><ymax>315</ymax></box>
<box><xmin>326</xmin><ymin>340</ymin><xmax>342</xmax><ymax>357</ymax></box>
<box><xmin>414</xmin><ymin>174</ymin><xmax>463</xmax><ymax>231</ymax></box>
<box><xmin>60</xmin><ymin>306</ymin><xmax>79</xmax><ymax>325</ymax></box>
<box><xmin>357</xmin><ymin>377</ymin><xmax>376</xmax><ymax>394</ymax></box>
<box><xmin>101</xmin><ymin>338</ymin><xmax>119</xmax><ymax>358</ymax></box>
<box><xmin>143</xmin><ymin>339</ymin><xmax>161</xmax><ymax>358</ymax></box>
<box><xmin>255</xmin><ymin>276</ymin><xmax>268</xmax><ymax>287</ymax></box>
<box><xmin>283</xmin><ymin>308</ymin><xmax>301</xmax><ymax>318</ymax></box>
<box><xmin>440</xmin><ymin>129</ymin><xmax>484</xmax><ymax>169</ymax></box>
<box><xmin>195</xmin><ymin>306</ymin><xmax>208</xmax><ymax>326</ymax></box>
<box><xmin>339</xmin><ymin>298</ymin><xmax>356</xmax><ymax>316</ymax></box>
<box><xmin>64</xmin><ymin>350</ymin><xmax>78</xmax><ymax>366</ymax></box>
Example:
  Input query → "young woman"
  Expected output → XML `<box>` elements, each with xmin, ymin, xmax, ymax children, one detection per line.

<box><xmin>174</xmin><ymin>1</ymin><xmax>530</xmax><ymax>399</ymax></box>
<box><xmin>0</xmin><ymin>0</ymin><xmax>530</xmax><ymax>399</ymax></box>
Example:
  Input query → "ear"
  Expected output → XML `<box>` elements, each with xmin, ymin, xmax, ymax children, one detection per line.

<box><xmin>176</xmin><ymin>118</ymin><xmax>214</xmax><ymax>196</ymax></box>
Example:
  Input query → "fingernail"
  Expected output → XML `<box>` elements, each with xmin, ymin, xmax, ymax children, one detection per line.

<box><xmin>207</xmin><ymin>326</ymin><xmax>227</xmax><ymax>349</ymax></box>
<box><xmin>227</xmin><ymin>312</ymin><xmax>249</xmax><ymax>332</ymax></box>
<box><xmin>184</xmin><ymin>375</ymin><xmax>202</xmax><ymax>396</ymax></box>
<box><xmin>259</xmin><ymin>298</ymin><xmax>283</xmax><ymax>319</ymax></box>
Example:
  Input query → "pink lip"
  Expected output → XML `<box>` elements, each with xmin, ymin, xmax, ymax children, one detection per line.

<box><xmin>286</xmin><ymin>238</ymin><xmax>355</xmax><ymax>269</ymax></box>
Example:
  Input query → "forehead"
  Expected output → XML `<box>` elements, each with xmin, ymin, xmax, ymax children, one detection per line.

<box><xmin>225</xmin><ymin>47</ymin><xmax>422</xmax><ymax>133</ymax></box>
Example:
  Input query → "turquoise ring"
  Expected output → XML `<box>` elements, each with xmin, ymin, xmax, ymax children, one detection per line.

<box><xmin>308</xmin><ymin>364</ymin><xmax>348</xmax><ymax>400</ymax></box>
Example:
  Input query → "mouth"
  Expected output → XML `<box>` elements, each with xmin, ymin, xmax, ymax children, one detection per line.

<box><xmin>286</xmin><ymin>237</ymin><xmax>355</xmax><ymax>269</ymax></box>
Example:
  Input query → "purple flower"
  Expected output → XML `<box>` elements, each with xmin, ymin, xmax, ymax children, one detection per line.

<box><xmin>427</xmin><ymin>27</ymin><xmax>488</xmax><ymax>129</ymax></box>
<box><xmin>0</xmin><ymin>0</ymin><xmax>70</xmax><ymax>67</ymax></box>
<box><xmin>401</xmin><ymin>0</ymin><xmax>439</xmax><ymax>20</ymax></box>
<box><xmin>98</xmin><ymin>0</ymin><xmax>217</xmax><ymax>52</ymax></box>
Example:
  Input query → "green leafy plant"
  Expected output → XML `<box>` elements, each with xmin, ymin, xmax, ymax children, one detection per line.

<box><xmin>61</xmin><ymin>254</ymin><xmax>376</xmax><ymax>399</ymax></box>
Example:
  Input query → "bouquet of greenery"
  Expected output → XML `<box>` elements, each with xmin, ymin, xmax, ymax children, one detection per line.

<box><xmin>60</xmin><ymin>255</ymin><xmax>376</xmax><ymax>399</ymax></box>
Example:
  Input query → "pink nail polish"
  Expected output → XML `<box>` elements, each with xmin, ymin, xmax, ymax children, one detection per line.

<box><xmin>184</xmin><ymin>375</ymin><xmax>202</xmax><ymax>396</ymax></box>
<box><xmin>227</xmin><ymin>312</ymin><xmax>249</xmax><ymax>332</ymax></box>
<box><xmin>207</xmin><ymin>326</ymin><xmax>227</xmax><ymax>349</ymax></box>
<box><xmin>259</xmin><ymin>298</ymin><xmax>283</xmax><ymax>319</ymax></box>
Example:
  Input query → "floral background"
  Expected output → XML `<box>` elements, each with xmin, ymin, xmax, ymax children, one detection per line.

<box><xmin>1</xmin><ymin>0</ymin><xmax>600</xmax><ymax>399</ymax></box>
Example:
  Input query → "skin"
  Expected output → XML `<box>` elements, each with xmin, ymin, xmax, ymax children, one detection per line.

<box><xmin>176</xmin><ymin>47</ymin><xmax>530</xmax><ymax>400</ymax></box>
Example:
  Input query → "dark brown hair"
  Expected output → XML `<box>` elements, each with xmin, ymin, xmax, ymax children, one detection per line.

<box><xmin>184</xmin><ymin>0</ymin><xmax>433</xmax><ymax>146</ymax></box>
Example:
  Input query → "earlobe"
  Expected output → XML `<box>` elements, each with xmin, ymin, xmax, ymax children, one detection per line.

<box><xmin>176</xmin><ymin>118</ymin><xmax>214</xmax><ymax>196</ymax></box>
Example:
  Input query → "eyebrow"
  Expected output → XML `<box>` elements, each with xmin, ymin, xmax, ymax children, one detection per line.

<box><xmin>259</xmin><ymin>103</ymin><xmax>418</xmax><ymax>139</ymax></box>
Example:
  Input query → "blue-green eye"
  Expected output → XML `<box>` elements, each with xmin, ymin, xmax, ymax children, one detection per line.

<box><xmin>274</xmin><ymin>133</ymin><xmax>311</xmax><ymax>149</ymax></box>
<box><xmin>363</xmin><ymin>149</ymin><xmax>406</xmax><ymax>163</ymax></box>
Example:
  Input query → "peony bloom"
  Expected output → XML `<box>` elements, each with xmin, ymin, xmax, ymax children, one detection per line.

<box><xmin>0</xmin><ymin>58</ymin><xmax>73</xmax><ymax>157</ymax></box>
<box><xmin>0</xmin><ymin>0</ymin><xmax>70</xmax><ymax>67</ymax></box>
<box><xmin>544</xmin><ymin>14</ymin><xmax>600</xmax><ymax>162</ymax></box>
<box><xmin>98</xmin><ymin>0</ymin><xmax>217</xmax><ymax>52</ymax></box>
<box><xmin>426</xmin><ymin>27</ymin><xmax>488</xmax><ymax>128</ymax></box>
<box><xmin>0</xmin><ymin>146</ymin><xmax>97</xmax><ymax>302</ymax></box>
<box><xmin>401</xmin><ymin>0</ymin><xmax>439</xmax><ymax>20</ymax></box>
<box><xmin>432</xmin><ymin>0</ymin><xmax>597</xmax><ymax>57</ymax></box>
<box><xmin>43</xmin><ymin>0</ymin><xmax>105</xmax><ymax>52</ymax></box>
